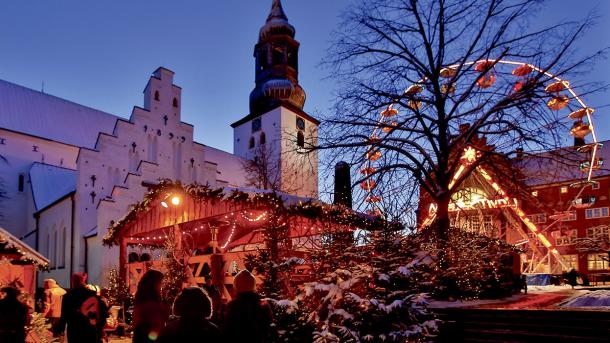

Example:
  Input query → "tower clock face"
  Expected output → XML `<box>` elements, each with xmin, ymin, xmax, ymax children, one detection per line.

<box><xmin>296</xmin><ymin>117</ymin><xmax>305</xmax><ymax>130</ymax></box>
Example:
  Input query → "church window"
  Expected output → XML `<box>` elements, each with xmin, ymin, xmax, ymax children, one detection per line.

<box><xmin>297</xmin><ymin>131</ymin><xmax>305</xmax><ymax>148</ymax></box>
<box><xmin>249</xmin><ymin>136</ymin><xmax>255</xmax><ymax>149</ymax></box>
<box><xmin>154</xmin><ymin>90</ymin><xmax>160</xmax><ymax>101</ymax></box>
<box><xmin>252</xmin><ymin>118</ymin><xmax>262</xmax><ymax>132</ymax></box>
<box><xmin>0</xmin><ymin>138</ymin><xmax>5</xmax><ymax>145</ymax></box>
<box><xmin>296</xmin><ymin>117</ymin><xmax>305</xmax><ymax>130</ymax></box>
<box><xmin>173</xmin><ymin>97</ymin><xmax>178</xmax><ymax>107</ymax></box>
<box><xmin>18</xmin><ymin>174</ymin><xmax>25</xmax><ymax>192</ymax></box>
<box><xmin>288</xmin><ymin>50</ymin><xmax>298</xmax><ymax>68</ymax></box>
<box><xmin>272</xmin><ymin>46</ymin><xmax>284</xmax><ymax>65</ymax></box>
<box><xmin>260</xmin><ymin>132</ymin><xmax>266</xmax><ymax>145</ymax></box>
<box><xmin>58</xmin><ymin>226</ymin><xmax>66</xmax><ymax>268</ymax></box>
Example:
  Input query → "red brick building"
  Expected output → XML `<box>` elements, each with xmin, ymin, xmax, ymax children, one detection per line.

<box><xmin>418</xmin><ymin>140</ymin><xmax>610</xmax><ymax>277</ymax></box>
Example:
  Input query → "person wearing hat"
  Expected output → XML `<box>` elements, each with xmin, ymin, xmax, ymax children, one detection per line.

<box><xmin>158</xmin><ymin>287</ymin><xmax>221</xmax><ymax>342</ymax></box>
<box><xmin>42</xmin><ymin>279</ymin><xmax>66</xmax><ymax>335</ymax></box>
<box><xmin>222</xmin><ymin>270</ymin><xmax>273</xmax><ymax>343</ymax></box>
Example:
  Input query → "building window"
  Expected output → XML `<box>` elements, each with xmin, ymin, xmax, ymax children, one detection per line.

<box><xmin>592</xmin><ymin>181</ymin><xmax>600</xmax><ymax>190</ymax></box>
<box><xmin>259</xmin><ymin>132</ymin><xmax>266</xmax><ymax>145</ymax></box>
<box><xmin>154</xmin><ymin>90</ymin><xmax>160</xmax><ymax>101</ymax></box>
<box><xmin>585</xmin><ymin>207</ymin><xmax>609</xmax><ymax>219</ymax></box>
<box><xmin>560</xmin><ymin>210</ymin><xmax>577</xmax><ymax>221</ymax></box>
<box><xmin>297</xmin><ymin>131</ymin><xmax>305</xmax><ymax>148</ymax></box>
<box><xmin>58</xmin><ymin>227</ymin><xmax>66</xmax><ymax>268</ymax></box>
<box><xmin>560</xmin><ymin>186</ymin><xmax>568</xmax><ymax>194</ymax></box>
<box><xmin>526</xmin><ymin>213</ymin><xmax>546</xmax><ymax>224</ymax></box>
<box><xmin>586</xmin><ymin>225</ymin><xmax>610</xmax><ymax>239</ymax></box>
<box><xmin>252</xmin><ymin>118</ymin><xmax>262</xmax><ymax>132</ymax></box>
<box><xmin>296</xmin><ymin>117</ymin><xmax>305</xmax><ymax>130</ymax></box>
<box><xmin>18</xmin><ymin>174</ymin><xmax>25</xmax><ymax>192</ymax></box>
<box><xmin>587</xmin><ymin>253</ymin><xmax>609</xmax><ymax>270</ymax></box>
<box><xmin>173</xmin><ymin>97</ymin><xmax>178</xmax><ymax>107</ymax></box>
<box><xmin>562</xmin><ymin>254</ymin><xmax>579</xmax><ymax>271</ymax></box>
<box><xmin>249</xmin><ymin>136</ymin><xmax>255</xmax><ymax>149</ymax></box>
<box><xmin>532</xmin><ymin>191</ymin><xmax>538</xmax><ymax>197</ymax></box>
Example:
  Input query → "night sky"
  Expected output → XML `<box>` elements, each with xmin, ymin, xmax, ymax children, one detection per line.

<box><xmin>1</xmin><ymin>0</ymin><xmax>608</xmax><ymax>154</ymax></box>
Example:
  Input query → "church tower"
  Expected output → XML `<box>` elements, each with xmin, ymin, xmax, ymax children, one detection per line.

<box><xmin>232</xmin><ymin>0</ymin><xmax>318</xmax><ymax>198</ymax></box>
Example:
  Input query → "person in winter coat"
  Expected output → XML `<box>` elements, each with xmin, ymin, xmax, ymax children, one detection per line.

<box><xmin>158</xmin><ymin>287</ymin><xmax>221</xmax><ymax>342</ymax></box>
<box><xmin>42</xmin><ymin>279</ymin><xmax>66</xmax><ymax>334</ymax></box>
<box><xmin>223</xmin><ymin>270</ymin><xmax>273</xmax><ymax>343</ymax></box>
<box><xmin>566</xmin><ymin>268</ymin><xmax>579</xmax><ymax>289</ymax></box>
<box><xmin>132</xmin><ymin>269</ymin><xmax>168</xmax><ymax>343</ymax></box>
<box><xmin>0</xmin><ymin>286</ymin><xmax>29</xmax><ymax>343</ymax></box>
<box><xmin>58</xmin><ymin>273</ymin><xmax>108</xmax><ymax>343</ymax></box>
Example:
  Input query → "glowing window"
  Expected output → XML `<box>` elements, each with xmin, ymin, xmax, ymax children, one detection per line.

<box><xmin>587</xmin><ymin>254</ymin><xmax>609</xmax><ymax>270</ymax></box>
<box><xmin>532</xmin><ymin>191</ymin><xmax>538</xmax><ymax>197</ymax></box>
<box><xmin>560</xmin><ymin>186</ymin><xmax>568</xmax><ymax>194</ymax></box>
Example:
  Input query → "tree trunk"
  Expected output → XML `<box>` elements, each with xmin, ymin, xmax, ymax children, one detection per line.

<box><xmin>434</xmin><ymin>193</ymin><xmax>452</xmax><ymax>268</ymax></box>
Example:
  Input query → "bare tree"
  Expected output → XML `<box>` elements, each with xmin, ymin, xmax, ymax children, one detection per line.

<box><xmin>242</xmin><ymin>143</ymin><xmax>284</xmax><ymax>191</ymax></box>
<box><xmin>316</xmin><ymin>0</ymin><xmax>607</xmax><ymax>243</ymax></box>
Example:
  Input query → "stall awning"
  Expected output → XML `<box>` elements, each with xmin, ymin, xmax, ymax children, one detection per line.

<box><xmin>0</xmin><ymin>226</ymin><xmax>49</xmax><ymax>269</ymax></box>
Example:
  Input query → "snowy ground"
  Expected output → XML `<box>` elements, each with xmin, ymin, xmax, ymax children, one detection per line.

<box><xmin>561</xmin><ymin>290</ymin><xmax>610</xmax><ymax>308</ymax></box>
<box><xmin>428</xmin><ymin>285</ymin><xmax>610</xmax><ymax>310</ymax></box>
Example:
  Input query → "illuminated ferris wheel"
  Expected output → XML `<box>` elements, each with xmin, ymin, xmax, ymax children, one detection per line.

<box><xmin>360</xmin><ymin>59</ymin><xmax>600</xmax><ymax>273</ymax></box>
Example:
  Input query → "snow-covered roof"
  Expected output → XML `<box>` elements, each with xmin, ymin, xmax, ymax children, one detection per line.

<box><xmin>517</xmin><ymin>140</ymin><xmax>610</xmax><ymax>187</ymax></box>
<box><xmin>0</xmin><ymin>79</ymin><xmax>119</xmax><ymax>149</ymax></box>
<box><xmin>0</xmin><ymin>226</ymin><xmax>49</xmax><ymax>267</ymax></box>
<box><xmin>203</xmin><ymin>145</ymin><xmax>248</xmax><ymax>187</ymax></box>
<box><xmin>29</xmin><ymin>163</ymin><xmax>77</xmax><ymax>211</ymax></box>
<box><xmin>222</xmin><ymin>186</ymin><xmax>318</xmax><ymax>206</ymax></box>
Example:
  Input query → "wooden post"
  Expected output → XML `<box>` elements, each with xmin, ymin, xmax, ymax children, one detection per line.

<box><xmin>119</xmin><ymin>238</ymin><xmax>127</xmax><ymax>281</ymax></box>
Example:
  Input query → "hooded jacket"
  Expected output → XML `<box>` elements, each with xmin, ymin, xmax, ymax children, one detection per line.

<box><xmin>43</xmin><ymin>279</ymin><xmax>66</xmax><ymax>318</ymax></box>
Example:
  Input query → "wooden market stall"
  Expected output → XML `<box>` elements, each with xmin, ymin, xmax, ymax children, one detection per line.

<box><xmin>0</xmin><ymin>226</ymin><xmax>49</xmax><ymax>295</ymax></box>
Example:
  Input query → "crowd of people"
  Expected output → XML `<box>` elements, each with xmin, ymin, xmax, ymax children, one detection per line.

<box><xmin>0</xmin><ymin>269</ymin><xmax>272</xmax><ymax>343</ymax></box>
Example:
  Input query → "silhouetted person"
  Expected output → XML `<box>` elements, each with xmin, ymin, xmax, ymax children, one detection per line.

<box><xmin>42</xmin><ymin>279</ymin><xmax>66</xmax><ymax>335</ymax></box>
<box><xmin>132</xmin><ymin>270</ymin><xmax>168</xmax><ymax>343</ymax></box>
<box><xmin>223</xmin><ymin>270</ymin><xmax>273</xmax><ymax>343</ymax></box>
<box><xmin>0</xmin><ymin>286</ymin><xmax>29</xmax><ymax>343</ymax></box>
<box><xmin>203</xmin><ymin>276</ymin><xmax>223</xmax><ymax>323</ymax></box>
<box><xmin>158</xmin><ymin>287</ymin><xmax>221</xmax><ymax>342</ymax></box>
<box><xmin>566</xmin><ymin>268</ymin><xmax>579</xmax><ymax>289</ymax></box>
<box><xmin>58</xmin><ymin>272</ymin><xmax>108</xmax><ymax>342</ymax></box>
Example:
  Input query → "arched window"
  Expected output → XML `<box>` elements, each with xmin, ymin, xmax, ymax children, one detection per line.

<box><xmin>154</xmin><ymin>90</ymin><xmax>160</xmax><ymax>101</ymax></box>
<box><xmin>259</xmin><ymin>132</ymin><xmax>266</xmax><ymax>145</ymax></box>
<box><xmin>297</xmin><ymin>131</ymin><xmax>305</xmax><ymax>148</ymax></box>
<box><xmin>249</xmin><ymin>136</ymin><xmax>255</xmax><ymax>149</ymax></box>
<box><xmin>172</xmin><ymin>97</ymin><xmax>178</xmax><ymax>107</ymax></box>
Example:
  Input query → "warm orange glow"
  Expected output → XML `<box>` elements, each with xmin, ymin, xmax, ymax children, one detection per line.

<box><xmin>171</xmin><ymin>196</ymin><xmax>181</xmax><ymax>206</ymax></box>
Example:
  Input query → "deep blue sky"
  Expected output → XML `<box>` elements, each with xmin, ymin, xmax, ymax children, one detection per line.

<box><xmin>1</xmin><ymin>0</ymin><xmax>608</xmax><ymax>155</ymax></box>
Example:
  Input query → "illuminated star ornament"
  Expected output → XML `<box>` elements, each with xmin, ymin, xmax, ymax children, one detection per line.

<box><xmin>461</xmin><ymin>147</ymin><xmax>480</xmax><ymax>164</ymax></box>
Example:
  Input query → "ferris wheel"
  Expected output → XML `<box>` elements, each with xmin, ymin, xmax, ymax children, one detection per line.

<box><xmin>360</xmin><ymin>59</ymin><xmax>600</xmax><ymax>273</ymax></box>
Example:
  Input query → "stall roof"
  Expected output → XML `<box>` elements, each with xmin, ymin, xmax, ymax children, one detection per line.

<box><xmin>0</xmin><ymin>226</ymin><xmax>49</xmax><ymax>268</ymax></box>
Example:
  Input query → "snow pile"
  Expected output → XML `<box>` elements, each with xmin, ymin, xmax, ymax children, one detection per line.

<box><xmin>562</xmin><ymin>290</ymin><xmax>610</xmax><ymax>307</ymax></box>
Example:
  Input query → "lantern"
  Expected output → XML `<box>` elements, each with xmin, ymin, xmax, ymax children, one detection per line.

<box><xmin>405</xmin><ymin>84</ymin><xmax>423</xmax><ymax>96</ymax></box>
<box><xmin>570</xmin><ymin>121</ymin><xmax>591</xmax><ymax>138</ymax></box>
<box><xmin>360</xmin><ymin>167</ymin><xmax>376</xmax><ymax>176</ymax></box>
<box><xmin>545</xmin><ymin>80</ymin><xmax>569</xmax><ymax>93</ymax></box>
<box><xmin>382</xmin><ymin>121</ymin><xmax>398</xmax><ymax>133</ymax></box>
<box><xmin>365</xmin><ymin>195</ymin><xmax>382</xmax><ymax>203</ymax></box>
<box><xmin>440</xmin><ymin>67</ymin><xmax>457</xmax><ymax>78</ymax></box>
<box><xmin>366</xmin><ymin>150</ymin><xmax>382</xmax><ymax>161</ymax></box>
<box><xmin>380</xmin><ymin>108</ymin><xmax>398</xmax><ymax>117</ymax></box>
<box><xmin>547</xmin><ymin>95</ymin><xmax>569</xmax><ymax>110</ymax></box>
<box><xmin>572</xmin><ymin>195</ymin><xmax>596</xmax><ymax>209</ymax></box>
<box><xmin>579</xmin><ymin>158</ymin><xmax>603</xmax><ymax>173</ymax></box>
<box><xmin>408</xmin><ymin>100</ymin><xmax>422</xmax><ymax>110</ymax></box>
<box><xmin>568</xmin><ymin>107</ymin><xmax>594</xmax><ymax>119</ymax></box>
<box><xmin>441</xmin><ymin>83</ymin><xmax>456</xmax><ymax>94</ymax></box>
<box><xmin>360</xmin><ymin>180</ymin><xmax>377</xmax><ymax>191</ymax></box>
<box><xmin>512</xmin><ymin>64</ymin><xmax>533</xmax><ymax>77</ymax></box>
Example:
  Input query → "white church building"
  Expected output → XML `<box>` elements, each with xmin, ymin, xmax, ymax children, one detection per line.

<box><xmin>0</xmin><ymin>0</ymin><xmax>318</xmax><ymax>286</ymax></box>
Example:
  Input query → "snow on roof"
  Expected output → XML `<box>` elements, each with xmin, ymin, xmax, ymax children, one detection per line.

<box><xmin>0</xmin><ymin>79</ymin><xmax>119</xmax><ymax>149</ymax></box>
<box><xmin>0</xmin><ymin>226</ymin><xmax>49</xmax><ymax>267</ymax></box>
<box><xmin>203</xmin><ymin>145</ymin><xmax>248</xmax><ymax>187</ymax></box>
<box><xmin>29</xmin><ymin>163</ymin><xmax>77</xmax><ymax>211</ymax></box>
<box><xmin>222</xmin><ymin>186</ymin><xmax>318</xmax><ymax>206</ymax></box>
<box><xmin>517</xmin><ymin>140</ymin><xmax>610</xmax><ymax>187</ymax></box>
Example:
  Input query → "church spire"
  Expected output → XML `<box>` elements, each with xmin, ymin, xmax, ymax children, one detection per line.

<box><xmin>247</xmin><ymin>0</ymin><xmax>305</xmax><ymax>116</ymax></box>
